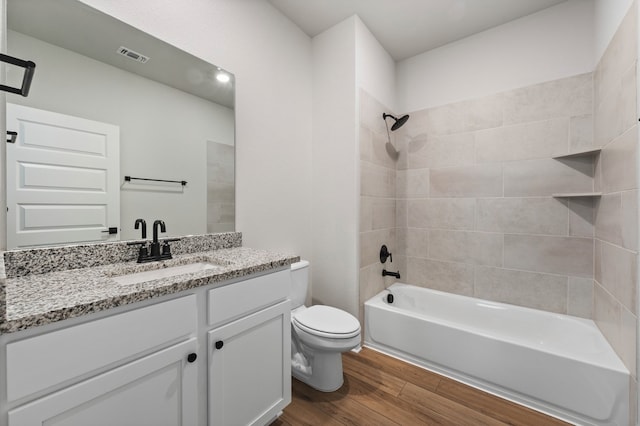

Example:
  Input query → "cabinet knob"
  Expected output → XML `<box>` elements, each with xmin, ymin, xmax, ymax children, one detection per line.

<box><xmin>215</xmin><ymin>340</ymin><xmax>224</xmax><ymax>350</ymax></box>
<box><xmin>187</xmin><ymin>353</ymin><xmax>197</xmax><ymax>363</ymax></box>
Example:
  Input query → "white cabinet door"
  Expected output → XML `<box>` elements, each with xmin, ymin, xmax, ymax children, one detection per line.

<box><xmin>208</xmin><ymin>301</ymin><xmax>291</xmax><ymax>426</ymax></box>
<box><xmin>6</xmin><ymin>103</ymin><xmax>120</xmax><ymax>249</ymax></box>
<box><xmin>8</xmin><ymin>338</ymin><xmax>198</xmax><ymax>426</ymax></box>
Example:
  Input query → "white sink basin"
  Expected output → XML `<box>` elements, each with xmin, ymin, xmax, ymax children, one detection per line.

<box><xmin>111</xmin><ymin>262</ymin><xmax>221</xmax><ymax>286</ymax></box>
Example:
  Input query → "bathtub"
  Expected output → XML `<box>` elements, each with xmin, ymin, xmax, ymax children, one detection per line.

<box><xmin>364</xmin><ymin>283</ymin><xmax>630</xmax><ymax>426</ymax></box>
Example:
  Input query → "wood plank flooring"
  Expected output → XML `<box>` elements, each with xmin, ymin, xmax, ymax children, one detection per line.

<box><xmin>273</xmin><ymin>347</ymin><xmax>569</xmax><ymax>426</ymax></box>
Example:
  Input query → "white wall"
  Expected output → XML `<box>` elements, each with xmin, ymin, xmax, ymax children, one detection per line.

<box><xmin>78</xmin><ymin>0</ymin><xmax>313</xmax><ymax>258</ymax></box>
<box><xmin>311</xmin><ymin>17</ymin><xmax>358</xmax><ymax>315</ymax></box>
<box><xmin>7</xmin><ymin>31</ymin><xmax>234</xmax><ymax>241</ymax></box>
<box><xmin>396</xmin><ymin>0</ymin><xmax>595</xmax><ymax>112</ymax></box>
<box><xmin>355</xmin><ymin>17</ymin><xmax>396</xmax><ymax>112</ymax></box>
<box><xmin>594</xmin><ymin>0</ymin><xmax>635</xmax><ymax>62</ymax></box>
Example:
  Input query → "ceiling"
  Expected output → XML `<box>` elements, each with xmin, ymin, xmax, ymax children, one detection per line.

<box><xmin>268</xmin><ymin>0</ymin><xmax>568</xmax><ymax>61</ymax></box>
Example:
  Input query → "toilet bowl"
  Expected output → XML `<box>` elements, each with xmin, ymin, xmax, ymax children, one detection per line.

<box><xmin>290</xmin><ymin>261</ymin><xmax>361</xmax><ymax>392</ymax></box>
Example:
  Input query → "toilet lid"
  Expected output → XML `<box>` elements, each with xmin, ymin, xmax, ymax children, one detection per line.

<box><xmin>293</xmin><ymin>305</ymin><xmax>360</xmax><ymax>338</ymax></box>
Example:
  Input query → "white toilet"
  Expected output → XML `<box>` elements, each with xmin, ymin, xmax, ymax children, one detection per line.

<box><xmin>289</xmin><ymin>260</ymin><xmax>361</xmax><ymax>392</ymax></box>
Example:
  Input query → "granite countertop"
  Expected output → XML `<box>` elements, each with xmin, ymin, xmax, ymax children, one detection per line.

<box><xmin>1</xmin><ymin>246</ymin><xmax>299</xmax><ymax>334</ymax></box>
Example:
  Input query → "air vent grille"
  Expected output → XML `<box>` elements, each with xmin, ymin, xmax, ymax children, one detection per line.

<box><xmin>117</xmin><ymin>46</ymin><xmax>149</xmax><ymax>64</ymax></box>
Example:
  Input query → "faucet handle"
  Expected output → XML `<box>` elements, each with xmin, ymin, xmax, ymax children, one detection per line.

<box><xmin>161</xmin><ymin>240</ymin><xmax>172</xmax><ymax>257</ymax></box>
<box><xmin>380</xmin><ymin>245</ymin><xmax>392</xmax><ymax>263</ymax></box>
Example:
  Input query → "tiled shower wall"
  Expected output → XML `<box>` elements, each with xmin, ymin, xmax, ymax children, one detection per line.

<box><xmin>593</xmin><ymin>2</ymin><xmax>639</xmax><ymax>384</ymax></box>
<box><xmin>393</xmin><ymin>73</ymin><xmax>596</xmax><ymax>317</ymax></box>
<box><xmin>359</xmin><ymin>90</ymin><xmax>400</xmax><ymax>323</ymax></box>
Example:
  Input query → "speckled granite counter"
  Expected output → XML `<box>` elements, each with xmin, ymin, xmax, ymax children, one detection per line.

<box><xmin>0</xmin><ymin>233</ymin><xmax>299</xmax><ymax>333</ymax></box>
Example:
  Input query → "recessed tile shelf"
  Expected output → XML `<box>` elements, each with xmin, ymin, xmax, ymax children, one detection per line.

<box><xmin>552</xmin><ymin>192</ymin><xmax>602</xmax><ymax>198</ymax></box>
<box><xmin>551</xmin><ymin>148</ymin><xmax>601</xmax><ymax>198</ymax></box>
<box><xmin>552</xmin><ymin>147</ymin><xmax>601</xmax><ymax>159</ymax></box>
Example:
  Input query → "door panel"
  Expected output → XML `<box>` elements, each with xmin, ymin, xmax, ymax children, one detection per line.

<box><xmin>6</xmin><ymin>103</ymin><xmax>120</xmax><ymax>248</ymax></box>
<box><xmin>208</xmin><ymin>301</ymin><xmax>291</xmax><ymax>426</ymax></box>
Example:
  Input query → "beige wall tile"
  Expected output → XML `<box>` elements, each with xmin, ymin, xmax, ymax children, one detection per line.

<box><xmin>430</xmin><ymin>164</ymin><xmax>503</xmax><ymax>197</ymax></box>
<box><xmin>368</xmin><ymin>131</ymin><xmax>397</xmax><ymax>169</ymax></box>
<box><xmin>594</xmin><ymin>83</ymin><xmax>625</xmax><ymax>146</ymax></box>
<box><xmin>504</xmin><ymin>234</ymin><xmax>593</xmax><ymax>278</ymax></box>
<box><xmin>371</xmin><ymin>198</ymin><xmax>396</xmax><ymax>230</ymax></box>
<box><xmin>595</xmin><ymin>193</ymin><xmax>623</xmax><ymax>246</ymax></box>
<box><xmin>402</xmin><ymin>227</ymin><xmax>429</xmax><ymax>258</ymax></box>
<box><xmin>406</xmin><ymin>257</ymin><xmax>474</xmax><ymax>296</ymax></box>
<box><xmin>620</xmin><ymin>64</ymin><xmax>637</xmax><ymax>135</ymax></box>
<box><xmin>503</xmin><ymin>73</ymin><xmax>592</xmax><ymax>125</ymax></box>
<box><xmin>429</xmin><ymin>230</ymin><xmax>502</xmax><ymax>267</ymax></box>
<box><xmin>396</xmin><ymin>199</ymin><xmax>408</xmax><ymax>228</ymax></box>
<box><xmin>359</xmin><ymin>263</ymin><xmax>389</xmax><ymax>304</ymax></box>
<box><xmin>503</xmin><ymin>158</ymin><xmax>593</xmax><ymax>197</ymax></box>
<box><xmin>403</xmin><ymin>109</ymin><xmax>430</xmax><ymax>140</ymax></box>
<box><xmin>569</xmin><ymin>115</ymin><xmax>595</xmax><ymax>152</ymax></box>
<box><xmin>361</xmin><ymin>161</ymin><xmax>396</xmax><ymax>198</ymax></box>
<box><xmin>475</xmin><ymin>118</ymin><xmax>569</xmax><ymax>163</ymax></box>
<box><xmin>423</xmin><ymin>93</ymin><xmax>504</xmax><ymax>135</ymax></box>
<box><xmin>404</xmin><ymin>169</ymin><xmax>430</xmax><ymax>198</ymax></box>
<box><xmin>409</xmin><ymin>132</ymin><xmax>475</xmax><ymax>169</ymax></box>
<box><xmin>476</xmin><ymin>197</ymin><xmax>568</xmax><ymax>235</ymax></box>
<box><xmin>360</xmin><ymin>196</ymin><xmax>373</xmax><ymax>232</ymax></box>
<box><xmin>396</xmin><ymin>227</ymin><xmax>407</xmax><ymax>257</ymax></box>
<box><xmin>594</xmin><ymin>239</ymin><xmax>602</xmax><ymax>285</ymax></box>
<box><xmin>598</xmin><ymin>240</ymin><xmax>637</xmax><ymax>314</ymax></box>
<box><xmin>601</xmin><ymin>126</ymin><xmax>638</xmax><ymax>193</ymax></box>
<box><xmin>474</xmin><ymin>266</ymin><xmax>567</xmax><ymax>313</ymax></box>
<box><xmin>396</xmin><ymin>170</ymin><xmax>407</xmax><ymax>198</ymax></box>
<box><xmin>360</xmin><ymin>228</ymin><xmax>396</xmax><ymax>268</ymax></box>
<box><xmin>359</xmin><ymin>124</ymin><xmax>372</xmax><ymax>162</ymax></box>
<box><xmin>620</xmin><ymin>307</ymin><xmax>637</xmax><ymax>377</ymax></box>
<box><xmin>568</xmin><ymin>198</ymin><xmax>595</xmax><ymax>237</ymax></box>
<box><xmin>621</xmin><ymin>190</ymin><xmax>638</xmax><ymax>251</ymax></box>
<box><xmin>593</xmin><ymin>282</ymin><xmax>622</xmax><ymax>358</ymax></box>
<box><xmin>408</xmin><ymin>198</ymin><xmax>475</xmax><ymax>230</ymax></box>
<box><xmin>567</xmin><ymin>277</ymin><xmax>593</xmax><ymax>319</ymax></box>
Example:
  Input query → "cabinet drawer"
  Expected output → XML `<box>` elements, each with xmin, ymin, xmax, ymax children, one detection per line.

<box><xmin>208</xmin><ymin>270</ymin><xmax>289</xmax><ymax>327</ymax></box>
<box><xmin>6</xmin><ymin>294</ymin><xmax>197</xmax><ymax>402</ymax></box>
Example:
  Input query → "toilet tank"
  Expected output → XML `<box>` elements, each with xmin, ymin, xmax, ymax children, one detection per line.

<box><xmin>290</xmin><ymin>260</ymin><xmax>309</xmax><ymax>309</ymax></box>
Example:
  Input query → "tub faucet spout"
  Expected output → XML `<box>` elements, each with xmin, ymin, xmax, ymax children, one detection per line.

<box><xmin>382</xmin><ymin>269</ymin><xmax>400</xmax><ymax>279</ymax></box>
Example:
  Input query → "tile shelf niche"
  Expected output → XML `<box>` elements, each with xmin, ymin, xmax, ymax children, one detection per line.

<box><xmin>552</xmin><ymin>147</ymin><xmax>602</xmax><ymax>198</ymax></box>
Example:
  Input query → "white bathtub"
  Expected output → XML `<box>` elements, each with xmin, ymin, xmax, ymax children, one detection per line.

<box><xmin>364</xmin><ymin>283</ymin><xmax>630</xmax><ymax>426</ymax></box>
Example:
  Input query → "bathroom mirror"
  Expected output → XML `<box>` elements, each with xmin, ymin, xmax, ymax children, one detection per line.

<box><xmin>5</xmin><ymin>0</ymin><xmax>235</xmax><ymax>248</ymax></box>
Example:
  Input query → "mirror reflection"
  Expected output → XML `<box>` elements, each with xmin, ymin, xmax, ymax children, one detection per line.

<box><xmin>5</xmin><ymin>0</ymin><xmax>235</xmax><ymax>249</ymax></box>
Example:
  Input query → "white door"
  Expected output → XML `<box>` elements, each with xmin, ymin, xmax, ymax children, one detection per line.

<box><xmin>208</xmin><ymin>301</ymin><xmax>291</xmax><ymax>426</ymax></box>
<box><xmin>6</xmin><ymin>104</ymin><xmax>120</xmax><ymax>248</ymax></box>
<box><xmin>8</xmin><ymin>338</ymin><xmax>198</xmax><ymax>426</ymax></box>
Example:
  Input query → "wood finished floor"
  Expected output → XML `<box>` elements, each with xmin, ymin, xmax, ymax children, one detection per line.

<box><xmin>273</xmin><ymin>347</ymin><xmax>569</xmax><ymax>426</ymax></box>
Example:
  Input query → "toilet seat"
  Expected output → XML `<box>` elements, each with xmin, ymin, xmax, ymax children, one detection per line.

<box><xmin>293</xmin><ymin>305</ymin><xmax>360</xmax><ymax>339</ymax></box>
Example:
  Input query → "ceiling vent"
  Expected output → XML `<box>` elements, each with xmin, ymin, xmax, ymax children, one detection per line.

<box><xmin>117</xmin><ymin>46</ymin><xmax>149</xmax><ymax>64</ymax></box>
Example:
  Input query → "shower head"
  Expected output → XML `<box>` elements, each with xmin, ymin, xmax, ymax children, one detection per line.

<box><xmin>382</xmin><ymin>113</ymin><xmax>410</xmax><ymax>131</ymax></box>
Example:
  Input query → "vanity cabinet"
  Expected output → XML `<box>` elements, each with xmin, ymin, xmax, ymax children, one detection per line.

<box><xmin>4</xmin><ymin>295</ymin><xmax>198</xmax><ymax>426</ymax></box>
<box><xmin>207</xmin><ymin>270</ymin><xmax>291</xmax><ymax>426</ymax></box>
<box><xmin>1</xmin><ymin>268</ymin><xmax>292</xmax><ymax>426</ymax></box>
<box><xmin>8</xmin><ymin>338</ymin><xmax>198</xmax><ymax>426</ymax></box>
